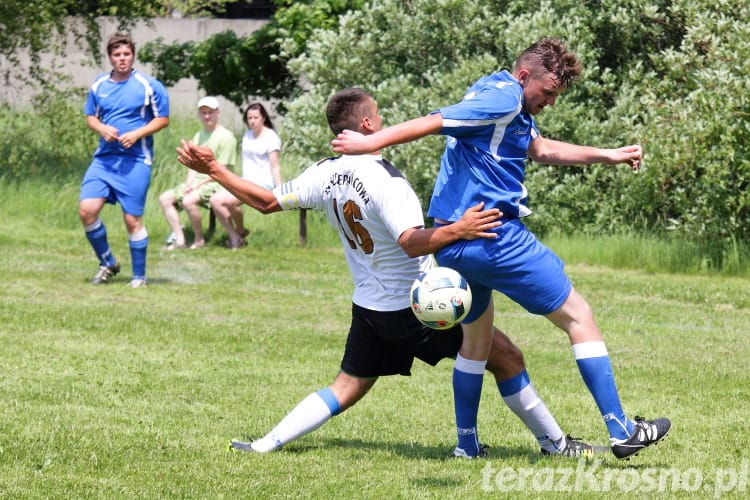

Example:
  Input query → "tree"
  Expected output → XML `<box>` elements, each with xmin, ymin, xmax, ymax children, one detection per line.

<box><xmin>278</xmin><ymin>0</ymin><xmax>749</xmax><ymax>253</ymax></box>
<box><xmin>0</xmin><ymin>0</ymin><xmax>236</xmax><ymax>89</ymax></box>
<box><xmin>139</xmin><ymin>0</ymin><xmax>365</xmax><ymax>107</ymax></box>
<box><xmin>139</xmin><ymin>25</ymin><xmax>295</xmax><ymax>107</ymax></box>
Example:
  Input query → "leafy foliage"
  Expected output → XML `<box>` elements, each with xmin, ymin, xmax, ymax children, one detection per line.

<box><xmin>139</xmin><ymin>0</ymin><xmax>364</xmax><ymax>107</ymax></box>
<box><xmin>2</xmin><ymin>0</ymin><xmax>748</xmax><ymax>257</ymax></box>
<box><xmin>273</xmin><ymin>0</ymin><xmax>366</xmax><ymax>60</ymax></box>
<box><xmin>140</xmin><ymin>28</ymin><xmax>294</xmax><ymax>107</ymax></box>
<box><xmin>0</xmin><ymin>0</ymin><xmax>237</xmax><ymax>91</ymax></box>
<box><xmin>282</xmin><ymin>0</ymin><xmax>594</xmax><ymax>204</ymax></box>
<box><xmin>280</xmin><ymin>0</ymin><xmax>750</xmax><ymax>256</ymax></box>
<box><xmin>0</xmin><ymin>88</ymin><xmax>94</xmax><ymax>183</ymax></box>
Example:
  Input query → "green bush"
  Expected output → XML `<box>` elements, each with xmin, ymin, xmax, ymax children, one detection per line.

<box><xmin>3</xmin><ymin>0</ymin><xmax>748</xmax><ymax>266</ymax></box>
<box><xmin>0</xmin><ymin>88</ymin><xmax>93</xmax><ymax>183</ymax></box>
<box><xmin>280</xmin><ymin>0</ymin><xmax>750</xmax><ymax>262</ymax></box>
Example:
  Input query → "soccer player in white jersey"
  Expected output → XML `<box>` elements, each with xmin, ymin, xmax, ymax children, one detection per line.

<box><xmin>177</xmin><ymin>87</ymin><xmax>596</xmax><ymax>458</ymax></box>
<box><xmin>332</xmin><ymin>39</ymin><xmax>671</xmax><ymax>460</ymax></box>
<box><xmin>79</xmin><ymin>32</ymin><xmax>170</xmax><ymax>288</ymax></box>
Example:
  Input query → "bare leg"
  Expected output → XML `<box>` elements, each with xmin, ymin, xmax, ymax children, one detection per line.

<box><xmin>158</xmin><ymin>190</ymin><xmax>186</xmax><ymax>247</ymax></box>
<box><xmin>210</xmin><ymin>189</ymin><xmax>243</xmax><ymax>247</ymax></box>
<box><xmin>231</xmin><ymin>203</ymin><xmax>246</xmax><ymax>236</ymax></box>
<box><xmin>182</xmin><ymin>191</ymin><xmax>206</xmax><ymax>247</ymax></box>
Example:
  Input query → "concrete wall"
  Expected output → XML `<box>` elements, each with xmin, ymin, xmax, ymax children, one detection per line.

<box><xmin>0</xmin><ymin>17</ymin><xmax>269</xmax><ymax>131</ymax></box>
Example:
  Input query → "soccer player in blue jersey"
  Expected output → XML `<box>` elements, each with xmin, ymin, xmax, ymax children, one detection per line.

<box><xmin>79</xmin><ymin>33</ymin><xmax>170</xmax><ymax>288</ymax></box>
<box><xmin>178</xmin><ymin>87</ymin><xmax>596</xmax><ymax>458</ymax></box>
<box><xmin>332</xmin><ymin>39</ymin><xmax>671</xmax><ymax>460</ymax></box>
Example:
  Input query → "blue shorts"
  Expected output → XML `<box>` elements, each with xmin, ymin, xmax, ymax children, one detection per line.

<box><xmin>80</xmin><ymin>156</ymin><xmax>152</xmax><ymax>216</ymax></box>
<box><xmin>435</xmin><ymin>219</ymin><xmax>571</xmax><ymax>322</ymax></box>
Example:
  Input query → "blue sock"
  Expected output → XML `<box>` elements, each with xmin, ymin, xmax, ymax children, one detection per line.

<box><xmin>497</xmin><ymin>369</ymin><xmax>530</xmax><ymax>398</ymax></box>
<box><xmin>129</xmin><ymin>228</ymin><xmax>148</xmax><ymax>280</ymax></box>
<box><xmin>316</xmin><ymin>387</ymin><xmax>342</xmax><ymax>416</ymax></box>
<box><xmin>573</xmin><ymin>341</ymin><xmax>633</xmax><ymax>440</ymax></box>
<box><xmin>85</xmin><ymin>219</ymin><xmax>115</xmax><ymax>267</ymax></box>
<box><xmin>453</xmin><ymin>354</ymin><xmax>486</xmax><ymax>456</ymax></box>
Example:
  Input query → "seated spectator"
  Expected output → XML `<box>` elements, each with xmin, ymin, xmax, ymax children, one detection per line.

<box><xmin>159</xmin><ymin>96</ymin><xmax>237</xmax><ymax>249</ymax></box>
<box><xmin>210</xmin><ymin>102</ymin><xmax>281</xmax><ymax>249</ymax></box>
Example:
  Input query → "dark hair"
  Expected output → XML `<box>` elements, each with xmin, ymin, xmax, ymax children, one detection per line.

<box><xmin>326</xmin><ymin>88</ymin><xmax>373</xmax><ymax>135</ymax></box>
<box><xmin>243</xmin><ymin>102</ymin><xmax>274</xmax><ymax>129</ymax></box>
<box><xmin>107</xmin><ymin>33</ymin><xmax>135</xmax><ymax>57</ymax></box>
<box><xmin>515</xmin><ymin>37</ymin><xmax>582</xmax><ymax>89</ymax></box>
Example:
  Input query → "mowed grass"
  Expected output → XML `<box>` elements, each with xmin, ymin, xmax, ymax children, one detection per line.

<box><xmin>0</xmin><ymin>181</ymin><xmax>748</xmax><ymax>499</ymax></box>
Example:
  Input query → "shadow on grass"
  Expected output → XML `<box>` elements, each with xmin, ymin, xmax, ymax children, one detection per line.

<box><xmin>283</xmin><ymin>437</ymin><xmax>535</xmax><ymax>461</ymax></box>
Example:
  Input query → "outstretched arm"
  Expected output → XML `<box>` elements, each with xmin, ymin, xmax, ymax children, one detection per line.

<box><xmin>397</xmin><ymin>202</ymin><xmax>501</xmax><ymax>258</ymax></box>
<box><xmin>331</xmin><ymin>113</ymin><xmax>443</xmax><ymax>154</ymax></box>
<box><xmin>176</xmin><ymin>140</ymin><xmax>281</xmax><ymax>214</ymax></box>
<box><xmin>528</xmin><ymin>136</ymin><xmax>642</xmax><ymax>171</ymax></box>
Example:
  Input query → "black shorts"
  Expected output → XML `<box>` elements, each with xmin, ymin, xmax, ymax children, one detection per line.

<box><xmin>340</xmin><ymin>303</ymin><xmax>463</xmax><ymax>378</ymax></box>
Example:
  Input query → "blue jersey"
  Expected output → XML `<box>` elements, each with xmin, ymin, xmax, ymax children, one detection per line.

<box><xmin>84</xmin><ymin>69</ymin><xmax>170</xmax><ymax>165</ymax></box>
<box><xmin>427</xmin><ymin>70</ymin><xmax>538</xmax><ymax>221</ymax></box>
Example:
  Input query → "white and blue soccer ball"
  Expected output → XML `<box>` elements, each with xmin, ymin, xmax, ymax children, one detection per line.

<box><xmin>410</xmin><ymin>266</ymin><xmax>472</xmax><ymax>330</ymax></box>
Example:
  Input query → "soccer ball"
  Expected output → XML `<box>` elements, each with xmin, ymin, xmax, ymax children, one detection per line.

<box><xmin>410</xmin><ymin>266</ymin><xmax>472</xmax><ymax>330</ymax></box>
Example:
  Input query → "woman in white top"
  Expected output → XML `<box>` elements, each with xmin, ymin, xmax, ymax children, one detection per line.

<box><xmin>210</xmin><ymin>102</ymin><xmax>281</xmax><ymax>249</ymax></box>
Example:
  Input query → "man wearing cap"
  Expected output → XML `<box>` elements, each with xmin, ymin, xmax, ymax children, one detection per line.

<box><xmin>79</xmin><ymin>32</ymin><xmax>170</xmax><ymax>288</ymax></box>
<box><xmin>159</xmin><ymin>96</ymin><xmax>238</xmax><ymax>250</ymax></box>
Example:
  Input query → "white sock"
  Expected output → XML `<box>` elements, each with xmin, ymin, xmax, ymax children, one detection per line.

<box><xmin>252</xmin><ymin>391</ymin><xmax>336</xmax><ymax>452</ymax></box>
<box><xmin>502</xmin><ymin>382</ymin><xmax>564</xmax><ymax>453</ymax></box>
<box><xmin>84</xmin><ymin>218</ymin><xmax>103</xmax><ymax>233</ymax></box>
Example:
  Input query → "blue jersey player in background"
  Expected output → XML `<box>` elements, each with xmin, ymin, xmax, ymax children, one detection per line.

<box><xmin>79</xmin><ymin>32</ymin><xmax>170</xmax><ymax>288</ymax></box>
<box><xmin>332</xmin><ymin>38</ymin><xmax>671</xmax><ymax>460</ymax></box>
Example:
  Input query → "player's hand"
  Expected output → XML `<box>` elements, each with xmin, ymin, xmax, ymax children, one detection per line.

<box><xmin>608</xmin><ymin>144</ymin><xmax>642</xmax><ymax>171</ymax></box>
<box><xmin>177</xmin><ymin>140</ymin><xmax>217</xmax><ymax>174</ymax></box>
<box><xmin>330</xmin><ymin>129</ymin><xmax>373</xmax><ymax>154</ymax></box>
<box><xmin>453</xmin><ymin>202</ymin><xmax>502</xmax><ymax>240</ymax></box>
<box><xmin>101</xmin><ymin>125</ymin><xmax>119</xmax><ymax>142</ymax></box>
<box><xmin>118</xmin><ymin>131</ymin><xmax>139</xmax><ymax>149</ymax></box>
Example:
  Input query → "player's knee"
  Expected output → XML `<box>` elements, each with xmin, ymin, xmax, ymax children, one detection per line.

<box><xmin>209</xmin><ymin>196</ymin><xmax>222</xmax><ymax>210</ymax></box>
<box><xmin>330</xmin><ymin>373</ymin><xmax>375</xmax><ymax>411</ymax></box>
<box><xmin>567</xmin><ymin>287</ymin><xmax>594</xmax><ymax>317</ymax></box>
<box><xmin>158</xmin><ymin>192</ymin><xmax>172</xmax><ymax>207</ymax></box>
<box><xmin>78</xmin><ymin>205</ymin><xmax>97</xmax><ymax>224</ymax></box>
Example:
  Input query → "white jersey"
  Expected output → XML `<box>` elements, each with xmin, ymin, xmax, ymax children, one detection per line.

<box><xmin>273</xmin><ymin>154</ymin><xmax>431</xmax><ymax>311</ymax></box>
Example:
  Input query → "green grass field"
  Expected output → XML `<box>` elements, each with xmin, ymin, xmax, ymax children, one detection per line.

<box><xmin>0</xmin><ymin>181</ymin><xmax>748</xmax><ymax>498</ymax></box>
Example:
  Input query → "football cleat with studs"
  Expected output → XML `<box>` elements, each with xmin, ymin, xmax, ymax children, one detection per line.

<box><xmin>229</xmin><ymin>440</ymin><xmax>258</xmax><ymax>453</ymax></box>
<box><xmin>127</xmin><ymin>278</ymin><xmax>148</xmax><ymax>288</ymax></box>
<box><xmin>91</xmin><ymin>263</ymin><xmax>120</xmax><ymax>284</ymax></box>
<box><xmin>541</xmin><ymin>435</ymin><xmax>596</xmax><ymax>458</ymax></box>
<box><xmin>611</xmin><ymin>416</ymin><xmax>671</xmax><ymax>459</ymax></box>
<box><xmin>452</xmin><ymin>443</ymin><xmax>489</xmax><ymax>459</ymax></box>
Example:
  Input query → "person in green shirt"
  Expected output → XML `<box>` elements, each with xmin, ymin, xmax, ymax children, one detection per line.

<box><xmin>159</xmin><ymin>96</ymin><xmax>238</xmax><ymax>249</ymax></box>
